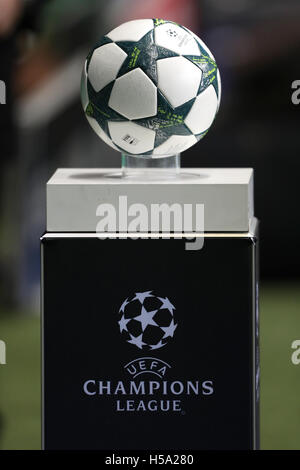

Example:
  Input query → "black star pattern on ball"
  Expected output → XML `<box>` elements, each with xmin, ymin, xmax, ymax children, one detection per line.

<box><xmin>86</xmin><ymin>36</ymin><xmax>113</xmax><ymax>69</ymax></box>
<box><xmin>86</xmin><ymin>80</ymin><xmax>127</xmax><ymax>136</ymax></box>
<box><xmin>133</xmin><ymin>89</ymin><xmax>195</xmax><ymax>151</ymax></box>
<box><xmin>114</xmin><ymin>29</ymin><xmax>179</xmax><ymax>86</ymax></box>
<box><xmin>184</xmin><ymin>41</ymin><xmax>220</xmax><ymax>97</ymax></box>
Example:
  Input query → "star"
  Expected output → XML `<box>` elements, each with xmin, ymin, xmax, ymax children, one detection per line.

<box><xmin>133</xmin><ymin>291</ymin><xmax>153</xmax><ymax>304</ymax></box>
<box><xmin>158</xmin><ymin>296</ymin><xmax>175</xmax><ymax>313</ymax></box>
<box><xmin>127</xmin><ymin>333</ymin><xmax>146</xmax><ymax>350</ymax></box>
<box><xmin>115</xmin><ymin>29</ymin><xmax>179</xmax><ymax>85</ymax></box>
<box><xmin>150</xmin><ymin>340</ymin><xmax>165</xmax><ymax>350</ymax></box>
<box><xmin>119</xmin><ymin>297</ymin><xmax>130</xmax><ymax>313</ymax></box>
<box><xmin>161</xmin><ymin>319</ymin><xmax>178</xmax><ymax>339</ymax></box>
<box><xmin>183</xmin><ymin>42</ymin><xmax>219</xmax><ymax>96</ymax></box>
<box><xmin>135</xmin><ymin>306</ymin><xmax>158</xmax><ymax>331</ymax></box>
<box><xmin>118</xmin><ymin>314</ymin><xmax>130</xmax><ymax>333</ymax></box>
<box><xmin>86</xmin><ymin>80</ymin><xmax>127</xmax><ymax>136</ymax></box>
<box><xmin>134</xmin><ymin>90</ymin><xmax>194</xmax><ymax>151</ymax></box>
<box><xmin>86</xmin><ymin>36</ymin><xmax>113</xmax><ymax>68</ymax></box>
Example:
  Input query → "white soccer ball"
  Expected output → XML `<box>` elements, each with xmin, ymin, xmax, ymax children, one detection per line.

<box><xmin>81</xmin><ymin>18</ymin><xmax>221</xmax><ymax>157</ymax></box>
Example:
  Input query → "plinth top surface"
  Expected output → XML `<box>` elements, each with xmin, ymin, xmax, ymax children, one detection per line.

<box><xmin>46</xmin><ymin>167</ymin><xmax>254</xmax><ymax>233</ymax></box>
<box><xmin>47</xmin><ymin>168</ymin><xmax>253</xmax><ymax>186</ymax></box>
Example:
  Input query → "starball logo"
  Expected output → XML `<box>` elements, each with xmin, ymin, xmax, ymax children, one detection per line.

<box><xmin>83</xmin><ymin>291</ymin><xmax>214</xmax><ymax>412</ymax></box>
<box><xmin>118</xmin><ymin>291</ymin><xmax>177</xmax><ymax>351</ymax></box>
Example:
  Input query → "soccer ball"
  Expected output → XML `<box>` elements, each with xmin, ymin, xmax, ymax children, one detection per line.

<box><xmin>81</xmin><ymin>18</ymin><xmax>221</xmax><ymax>157</ymax></box>
<box><xmin>118</xmin><ymin>291</ymin><xmax>177</xmax><ymax>351</ymax></box>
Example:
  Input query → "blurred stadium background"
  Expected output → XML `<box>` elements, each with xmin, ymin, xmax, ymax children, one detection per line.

<box><xmin>0</xmin><ymin>0</ymin><xmax>300</xmax><ymax>450</ymax></box>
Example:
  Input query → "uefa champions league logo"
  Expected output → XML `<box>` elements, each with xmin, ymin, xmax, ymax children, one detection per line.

<box><xmin>118</xmin><ymin>291</ymin><xmax>177</xmax><ymax>351</ymax></box>
<box><xmin>83</xmin><ymin>289</ymin><xmax>215</xmax><ymax>409</ymax></box>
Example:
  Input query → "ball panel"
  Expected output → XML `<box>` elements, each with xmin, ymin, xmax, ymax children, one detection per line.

<box><xmin>142</xmin><ymin>325</ymin><xmax>164</xmax><ymax>346</ymax></box>
<box><xmin>184</xmin><ymin>85</ymin><xmax>218</xmax><ymax>134</ymax></box>
<box><xmin>109</xmin><ymin>68</ymin><xmax>157</xmax><ymax>120</ymax></box>
<box><xmin>182</xmin><ymin>53</ymin><xmax>218</xmax><ymax>99</ymax></box>
<box><xmin>153</xmin><ymin>134</ymin><xmax>197</xmax><ymax>156</ymax></box>
<box><xmin>127</xmin><ymin>319</ymin><xmax>143</xmax><ymax>337</ymax></box>
<box><xmin>154</xmin><ymin>22</ymin><xmax>199</xmax><ymax>55</ymax></box>
<box><xmin>157</xmin><ymin>56</ymin><xmax>202</xmax><ymax>108</ymax></box>
<box><xmin>86</xmin><ymin>115</ymin><xmax>119</xmax><ymax>150</ymax></box>
<box><xmin>86</xmin><ymin>80</ymin><xmax>128</xmax><ymax>144</ymax></box>
<box><xmin>86</xmin><ymin>36</ymin><xmax>113</xmax><ymax>69</ymax></box>
<box><xmin>153</xmin><ymin>309</ymin><xmax>173</xmax><ymax>327</ymax></box>
<box><xmin>107</xmin><ymin>19</ymin><xmax>154</xmax><ymax>42</ymax></box>
<box><xmin>88</xmin><ymin>43</ymin><xmax>127</xmax><ymax>92</ymax></box>
<box><xmin>143</xmin><ymin>296</ymin><xmax>162</xmax><ymax>310</ymax></box>
<box><xmin>108</xmin><ymin>121</ymin><xmax>156</xmax><ymax>154</ymax></box>
<box><xmin>182</xmin><ymin>25</ymin><xmax>216</xmax><ymax>61</ymax></box>
<box><xmin>123</xmin><ymin>299</ymin><xmax>142</xmax><ymax>318</ymax></box>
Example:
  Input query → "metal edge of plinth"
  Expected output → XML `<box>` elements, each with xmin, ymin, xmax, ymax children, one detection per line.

<box><xmin>40</xmin><ymin>218</ymin><xmax>258</xmax><ymax>241</ymax></box>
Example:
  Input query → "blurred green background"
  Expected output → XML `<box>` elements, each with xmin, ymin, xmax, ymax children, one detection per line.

<box><xmin>0</xmin><ymin>281</ymin><xmax>300</xmax><ymax>450</ymax></box>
